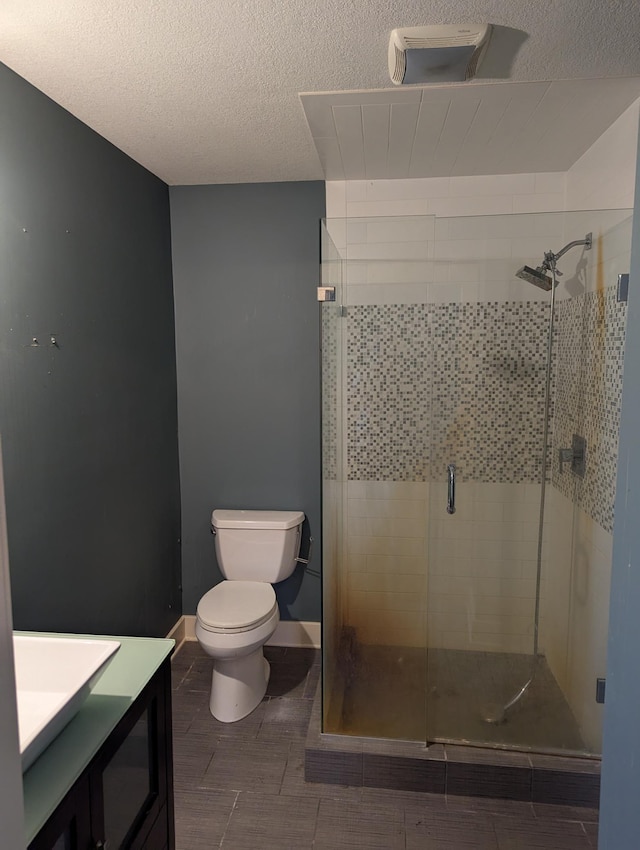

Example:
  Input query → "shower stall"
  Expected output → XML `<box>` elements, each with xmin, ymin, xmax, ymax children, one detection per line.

<box><xmin>320</xmin><ymin>209</ymin><xmax>632</xmax><ymax>757</ymax></box>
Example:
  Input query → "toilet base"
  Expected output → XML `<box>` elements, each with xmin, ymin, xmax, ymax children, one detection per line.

<box><xmin>209</xmin><ymin>648</ymin><xmax>271</xmax><ymax>722</ymax></box>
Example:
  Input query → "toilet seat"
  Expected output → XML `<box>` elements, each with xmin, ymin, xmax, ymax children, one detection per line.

<box><xmin>197</xmin><ymin>581</ymin><xmax>277</xmax><ymax>634</ymax></box>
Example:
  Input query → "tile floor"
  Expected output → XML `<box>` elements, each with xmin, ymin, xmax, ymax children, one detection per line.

<box><xmin>335</xmin><ymin>644</ymin><xmax>585</xmax><ymax>752</ymax></box>
<box><xmin>171</xmin><ymin>642</ymin><xmax>598</xmax><ymax>849</ymax></box>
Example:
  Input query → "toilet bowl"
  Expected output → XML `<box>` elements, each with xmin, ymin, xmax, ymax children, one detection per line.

<box><xmin>195</xmin><ymin>509</ymin><xmax>304</xmax><ymax>723</ymax></box>
<box><xmin>196</xmin><ymin>581</ymin><xmax>280</xmax><ymax>722</ymax></box>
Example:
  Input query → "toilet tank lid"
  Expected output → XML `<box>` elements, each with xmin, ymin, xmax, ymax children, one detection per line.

<box><xmin>211</xmin><ymin>509</ymin><xmax>305</xmax><ymax>530</ymax></box>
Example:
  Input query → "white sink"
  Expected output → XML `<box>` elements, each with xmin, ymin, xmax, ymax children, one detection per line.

<box><xmin>14</xmin><ymin>634</ymin><xmax>120</xmax><ymax>772</ymax></box>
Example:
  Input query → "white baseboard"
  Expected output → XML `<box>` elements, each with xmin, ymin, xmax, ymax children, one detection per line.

<box><xmin>175</xmin><ymin>615</ymin><xmax>321</xmax><ymax>649</ymax></box>
<box><xmin>165</xmin><ymin>617</ymin><xmax>186</xmax><ymax>652</ymax></box>
<box><xmin>266</xmin><ymin>620</ymin><xmax>321</xmax><ymax>649</ymax></box>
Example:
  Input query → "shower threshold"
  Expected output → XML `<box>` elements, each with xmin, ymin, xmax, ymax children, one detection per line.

<box><xmin>305</xmin><ymin>682</ymin><xmax>600</xmax><ymax>807</ymax></box>
<box><xmin>305</xmin><ymin>646</ymin><xmax>601</xmax><ymax>808</ymax></box>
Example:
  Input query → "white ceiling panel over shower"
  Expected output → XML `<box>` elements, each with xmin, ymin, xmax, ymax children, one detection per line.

<box><xmin>301</xmin><ymin>77</ymin><xmax>640</xmax><ymax>181</ymax></box>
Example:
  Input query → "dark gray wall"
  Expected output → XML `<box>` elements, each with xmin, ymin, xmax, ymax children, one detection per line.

<box><xmin>170</xmin><ymin>182</ymin><xmax>324</xmax><ymax>620</ymax></box>
<box><xmin>599</xmin><ymin>115</ymin><xmax>640</xmax><ymax>847</ymax></box>
<box><xmin>0</xmin><ymin>63</ymin><xmax>181</xmax><ymax>637</ymax></box>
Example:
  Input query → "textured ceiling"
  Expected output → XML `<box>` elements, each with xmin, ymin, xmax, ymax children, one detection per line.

<box><xmin>1</xmin><ymin>1</ymin><xmax>640</xmax><ymax>185</ymax></box>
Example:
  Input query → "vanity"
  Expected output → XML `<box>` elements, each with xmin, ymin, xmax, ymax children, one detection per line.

<box><xmin>21</xmin><ymin>633</ymin><xmax>175</xmax><ymax>850</ymax></box>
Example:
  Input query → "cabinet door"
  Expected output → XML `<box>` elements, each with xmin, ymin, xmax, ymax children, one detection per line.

<box><xmin>28</xmin><ymin>775</ymin><xmax>91</xmax><ymax>850</ymax></box>
<box><xmin>90</xmin><ymin>670</ymin><xmax>169</xmax><ymax>850</ymax></box>
<box><xmin>30</xmin><ymin>661</ymin><xmax>173</xmax><ymax>850</ymax></box>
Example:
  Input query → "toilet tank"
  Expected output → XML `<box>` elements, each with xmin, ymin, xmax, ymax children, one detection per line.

<box><xmin>211</xmin><ymin>509</ymin><xmax>304</xmax><ymax>583</ymax></box>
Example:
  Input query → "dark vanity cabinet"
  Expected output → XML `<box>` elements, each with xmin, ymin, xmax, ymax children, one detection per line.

<box><xmin>28</xmin><ymin>659</ymin><xmax>174</xmax><ymax>850</ymax></box>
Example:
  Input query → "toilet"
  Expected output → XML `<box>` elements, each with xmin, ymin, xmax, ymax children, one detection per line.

<box><xmin>195</xmin><ymin>508</ymin><xmax>305</xmax><ymax>722</ymax></box>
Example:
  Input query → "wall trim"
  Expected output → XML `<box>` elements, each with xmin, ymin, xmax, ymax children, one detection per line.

<box><xmin>174</xmin><ymin>615</ymin><xmax>321</xmax><ymax>649</ymax></box>
<box><xmin>267</xmin><ymin>619</ymin><xmax>321</xmax><ymax>649</ymax></box>
<box><xmin>166</xmin><ymin>616</ymin><xmax>186</xmax><ymax>653</ymax></box>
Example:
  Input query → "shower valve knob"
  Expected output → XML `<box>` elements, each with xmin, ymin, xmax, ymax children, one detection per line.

<box><xmin>558</xmin><ymin>448</ymin><xmax>573</xmax><ymax>473</ymax></box>
<box><xmin>559</xmin><ymin>436</ymin><xmax>587</xmax><ymax>477</ymax></box>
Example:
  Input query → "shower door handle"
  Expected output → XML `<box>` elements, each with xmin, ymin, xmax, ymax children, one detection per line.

<box><xmin>447</xmin><ymin>464</ymin><xmax>456</xmax><ymax>515</ymax></box>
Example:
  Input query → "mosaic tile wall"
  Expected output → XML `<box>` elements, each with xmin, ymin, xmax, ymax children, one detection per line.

<box><xmin>321</xmin><ymin>303</ymin><xmax>340</xmax><ymax>482</ymax></box>
<box><xmin>552</xmin><ymin>288</ymin><xmax>627</xmax><ymax>533</ymax></box>
<box><xmin>347</xmin><ymin>302</ymin><xmax>550</xmax><ymax>483</ymax></box>
<box><xmin>344</xmin><ymin>291</ymin><xmax>627</xmax><ymax>531</ymax></box>
<box><xmin>429</xmin><ymin>302</ymin><xmax>551</xmax><ymax>483</ymax></box>
<box><xmin>348</xmin><ymin>304</ymin><xmax>430</xmax><ymax>481</ymax></box>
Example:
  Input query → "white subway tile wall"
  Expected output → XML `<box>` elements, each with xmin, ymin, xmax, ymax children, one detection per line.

<box><xmin>565</xmin><ymin>505</ymin><xmax>613</xmax><ymax>752</ymax></box>
<box><xmin>344</xmin><ymin>481</ymin><xmax>544</xmax><ymax>652</ymax></box>
<box><xmin>565</xmin><ymin>100</ymin><xmax>640</xmax><ymax>211</ymax></box>
<box><xmin>328</xmin><ymin>207</ymin><xmax>588</xmax><ymax>308</ymax></box>
<box><xmin>345</xmin><ymin>481</ymin><xmax>428</xmax><ymax>647</ymax></box>
<box><xmin>541</xmin><ymin>487</ymin><xmax>612</xmax><ymax>752</ymax></box>
<box><xmin>426</xmin><ymin>483</ymin><xmax>540</xmax><ymax>653</ymax></box>
<box><xmin>335</xmin><ymin>173</ymin><xmax>566</xmax><ymax>221</ymax></box>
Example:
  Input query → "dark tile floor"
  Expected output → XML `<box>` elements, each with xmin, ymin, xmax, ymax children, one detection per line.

<box><xmin>171</xmin><ymin>642</ymin><xmax>598</xmax><ymax>849</ymax></box>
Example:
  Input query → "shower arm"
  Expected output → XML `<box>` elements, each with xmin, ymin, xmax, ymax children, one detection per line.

<box><xmin>543</xmin><ymin>233</ymin><xmax>592</xmax><ymax>270</ymax></box>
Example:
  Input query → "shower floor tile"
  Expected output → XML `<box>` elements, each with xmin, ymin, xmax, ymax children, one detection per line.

<box><xmin>335</xmin><ymin>643</ymin><xmax>586</xmax><ymax>753</ymax></box>
<box><xmin>172</xmin><ymin>641</ymin><xmax>596</xmax><ymax>850</ymax></box>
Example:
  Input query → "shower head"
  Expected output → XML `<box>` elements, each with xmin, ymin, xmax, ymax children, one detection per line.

<box><xmin>515</xmin><ymin>265</ymin><xmax>553</xmax><ymax>291</ymax></box>
<box><xmin>516</xmin><ymin>233</ymin><xmax>592</xmax><ymax>293</ymax></box>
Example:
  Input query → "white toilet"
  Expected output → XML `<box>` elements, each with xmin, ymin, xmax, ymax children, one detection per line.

<box><xmin>195</xmin><ymin>508</ymin><xmax>305</xmax><ymax>722</ymax></box>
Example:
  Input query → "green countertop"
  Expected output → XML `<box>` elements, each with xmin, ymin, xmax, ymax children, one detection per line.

<box><xmin>19</xmin><ymin>631</ymin><xmax>174</xmax><ymax>846</ymax></box>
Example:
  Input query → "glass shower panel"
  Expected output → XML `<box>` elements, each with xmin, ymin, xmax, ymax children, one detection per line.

<box><xmin>321</xmin><ymin>216</ymin><xmax>435</xmax><ymax>740</ymax></box>
<box><xmin>320</xmin><ymin>220</ymin><xmax>346</xmax><ymax>732</ymax></box>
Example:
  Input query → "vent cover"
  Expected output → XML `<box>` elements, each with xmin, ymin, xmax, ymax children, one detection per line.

<box><xmin>388</xmin><ymin>24</ymin><xmax>492</xmax><ymax>85</ymax></box>
<box><xmin>391</xmin><ymin>43</ymin><xmax>406</xmax><ymax>85</ymax></box>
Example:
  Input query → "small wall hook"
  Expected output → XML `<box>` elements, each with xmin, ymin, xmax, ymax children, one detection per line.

<box><xmin>49</xmin><ymin>335</ymin><xmax>59</xmax><ymax>347</ymax></box>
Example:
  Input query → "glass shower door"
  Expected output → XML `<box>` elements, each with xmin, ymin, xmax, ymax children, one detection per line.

<box><xmin>424</xmin><ymin>283</ymin><xmax>550</xmax><ymax>749</ymax></box>
<box><xmin>423</xmin><ymin>212</ymin><xmax>567</xmax><ymax>750</ymax></box>
<box><xmin>423</xmin><ymin>211</ymin><xmax>622</xmax><ymax>754</ymax></box>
